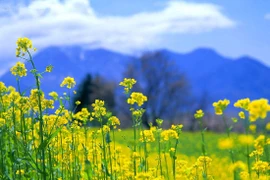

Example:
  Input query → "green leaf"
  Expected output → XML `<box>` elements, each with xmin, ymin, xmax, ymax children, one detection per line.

<box><xmin>37</xmin><ymin>127</ymin><xmax>62</xmax><ymax>152</ymax></box>
<box><xmin>101</xmin><ymin>162</ymin><xmax>110</xmax><ymax>176</ymax></box>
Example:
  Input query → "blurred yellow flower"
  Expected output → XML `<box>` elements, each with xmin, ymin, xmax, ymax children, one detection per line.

<box><xmin>127</xmin><ymin>92</ymin><xmax>147</xmax><ymax>107</ymax></box>
<box><xmin>234</xmin><ymin>98</ymin><xmax>250</xmax><ymax>111</ymax></box>
<box><xmin>238</xmin><ymin>135</ymin><xmax>254</xmax><ymax>146</ymax></box>
<box><xmin>248</xmin><ymin>98</ymin><xmax>270</xmax><ymax>122</ymax></box>
<box><xmin>266</xmin><ymin>122</ymin><xmax>270</xmax><ymax>130</ymax></box>
<box><xmin>213</xmin><ymin>99</ymin><xmax>230</xmax><ymax>115</ymax></box>
<box><xmin>218</xmin><ymin>138</ymin><xmax>234</xmax><ymax>150</ymax></box>
<box><xmin>194</xmin><ymin>109</ymin><xmax>204</xmax><ymax>119</ymax></box>
<box><xmin>10</xmin><ymin>62</ymin><xmax>27</xmax><ymax>77</ymax></box>
<box><xmin>249</xmin><ymin>124</ymin><xmax>256</xmax><ymax>133</ymax></box>
<box><xmin>238</xmin><ymin>111</ymin><xmax>245</xmax><ymax>119</ymax></box>
<box><xmin>119</xmin><ymin>78</ymin><xmax>136</xmax><ymax>93</ymax></box>
<box><xmin>16</xmin><ymin>37</ymin><xmax>35</xmax><ymax>57</ymax></box>
<box><xmin>60</xmin><ymin>76</ymin><xmax>76</xmax><ymax>89</ymax></box>
<box><xmin>0</xmin><ymin>118</ymin><xmax>5</xmax><ymax>127</ymax></box>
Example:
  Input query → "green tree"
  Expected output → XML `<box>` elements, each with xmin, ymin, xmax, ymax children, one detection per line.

<box><xmin>124</xmin><ymin>51</ymin><xmax>191</xmax><ymax>128</ymax></box>
<box><xmin>73</xmin><ymin>73</ymin><xmax>116</xmax><ymax>126</ymax></box>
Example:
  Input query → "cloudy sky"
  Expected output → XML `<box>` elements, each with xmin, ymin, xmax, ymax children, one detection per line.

<box><xmin>0</xmin><ymin>0</ymin><xmax>269</xmax><ymax>75</ymax></box>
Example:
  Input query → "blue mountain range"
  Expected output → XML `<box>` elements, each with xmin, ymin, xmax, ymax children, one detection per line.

<box><xmin>1</xmin><ymin>46</ymin><xmax>269</xmax><ymax>108</ymax></box>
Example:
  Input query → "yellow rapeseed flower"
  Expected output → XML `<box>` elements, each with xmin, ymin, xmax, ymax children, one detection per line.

<box><xmin>252</xmin><ymin>161</ymin><xmax>269</xmax><ymax>173</ymax></box>
<box><xmin>75</xmin><ymin>100</ymin><xmax>81</xmax><ymax>105</ymax></box>
<box><xmin>119</xmin><ymin>78</ymin><xmax>136</xmax><ymax>93</ymax></box>
<box><xmin>254</xmin><ymin>135</ymin><xmax>266</xmax><ymax>155</ymax></box>
<box><xmin>102</xmin><ymin>125</ymin><xmax>110</xmax><ymax>133</ymax></box>
<box><xmin>196</xmin><ymin>156</ymin><xmax>212</xmax><ymax>167</ymax></box>
<box><xmin>194</xmin><ymin>109</ymin><xmax>204</xmax><ymax>119</ymax></box>
<box><xmin>10</xmin><ymin>62</ymin><xmax>27</xmax><ymax>77</ymax></box>
<box><xmin>108</xmin><ymin>116</ymin><xmax>120</xmax><ymax>127</ymax></box>
<box><xmin>161</xmin><ymin>129</ymin><xmax>179</xmax><ymax>141</ymax></box>
<box><xmin>218</xmin><ymin>138</ymin><xmax>234</xmax><ymax>150</ymax></box>
<box><xmin>234</xmin><ymin>98</ymin><xmax>250</xmax><ymax>111</ymax></box>
<box><xmin>16</xmin><ymin>169</ymin><xmax>25</xmax><ymax>175</ymax></box>
<box><xmin>49</xmin><ymin>91</ymin><xmax>58</xmax><ymax>100</ymax></box>
<box><xmin>238</xmin><ymin>135</ymin><xmax>254</xmax><ymax>146</ymax></box>
<box><xmin>213</xmin><ymin>99</ymin><xmax>230</xmax><ymax>115</ymax></box>
<box><xmin>0</xmin><ymin>118</ymin><xmax>5</xmax><ymax>127</ymax></box>
<box><xmin>127</xmin><ymin>92</ymin><xmax>147</xmax><ymax>107</ymax></box>
<box><xmin>248</xmin><ymin>98</ymin><xmax>270</xmax><ymax>122</ymax></box>
<box><xmin>140</xmin><ymin>129</ymin><xmax>155</xmax><ymax>142</ymax></box>
<box><xmin>249</xmin><ymin>124</ymin><xmax>256</xmax><ymax>133</ymax></box>
<box><xmin>266</xmin><ymin>122</ymin><xmax>270</xmax><ymax>131</ymax></box>
<box><xmin>60</xmin><ymin>76</ymin><xmax>76</xmax><ymax>89</ymax></box>
<box><xmin>0</xmin><ymin>82</ymin><xmax>7</xmax><ymax>93</ymax></box>
<box><xmin>238</xmin><ymin>111</ymin><xmax>245</xmax><ymax>119</ymax></box>
<box><xmin>229</xmin><ymin>161</ymin><xmax>246</xmax><ymax>172</ymax></box>
<box><xmin>239</xmin><ymin>171</ymin><xmax>249</xmax><ymax>180</ymax></box>
<box><xmin>45</xmin><ymin>65</ymin><xmax>53</xmax><ymax>72</ymax></box>
<box><xmin>16</xmin><ymin>37</ymin><xmax>35</xmax><ymax>57</ymax></box>
<box><xmin>92</xmin><ymin>99</ymin><xmax>107</xmax><ymax>118</ymax></box>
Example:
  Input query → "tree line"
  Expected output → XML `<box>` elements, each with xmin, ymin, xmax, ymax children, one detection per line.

<box><xmin>73</xmin><ymin>51</ymin><xmax>209</xmax><ymax>130</ymax></box>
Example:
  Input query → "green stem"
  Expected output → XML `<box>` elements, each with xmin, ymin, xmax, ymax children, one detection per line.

<box><xmin>222</xmin><ymin>115</ymin><xmax>236</xmax><ymax>180</ymax></box>
<box><xmin>163</xmin><ymin>152</ymin><xmax>169</xmax><ymax>180</ymax></box>
<box><xmin>100</xmin><ymin>118</ymin><xmax>108</xmax><ymax>179</ymax></box>
<box><xmin>26</xmin><ymin>50</ymin><xmax>46</xmax><ymax>180</ymax></box>
<box><xmin>133</xmin><ymin>116</ymin><xmax>137</xmax><ymax>176</ymax></box>
<box><xmin>199</xmin><ymin>118</ymin><xmax>208</xmax><ymax>180</ymax></box>
<box><xmin>158</xmin><ymin>133</ymin><xmax>163</xmax><ymax>177</ymax></box>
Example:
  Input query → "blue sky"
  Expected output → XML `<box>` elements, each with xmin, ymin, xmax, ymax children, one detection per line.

<box><xmin>0</xmin><ymin>0</ymin><xmax>269</xmax><ymax>74</ymax></box>
<box><xmin>92</xmin><ymin>0</ymin><xmax>270</xmax><ymax>62</ymax></box>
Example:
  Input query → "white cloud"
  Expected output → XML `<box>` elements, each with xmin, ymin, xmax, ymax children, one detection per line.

<box><xmin>265</xmin><ymin>13</ymin><xmax>270</xmax><ymax>20</ymax></box>
<box><xmin>0</xmin><ymin>0</ymin><xmax>235</xmax><ymax>75</ymax></box>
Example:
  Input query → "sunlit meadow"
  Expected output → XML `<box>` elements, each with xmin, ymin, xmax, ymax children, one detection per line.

<box><xmin>0</xmin><ymin>37</ymin><xmax>269</xmax><ymax>180</ymax></box>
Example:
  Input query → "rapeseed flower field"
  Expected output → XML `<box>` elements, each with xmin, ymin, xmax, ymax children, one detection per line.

<box><xmin>0</xmin><ymin>37</ymin><xmax>269</xmax><ymax>180</ymax></box>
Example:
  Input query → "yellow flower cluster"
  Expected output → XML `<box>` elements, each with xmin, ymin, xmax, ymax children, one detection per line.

<box><xmin>0</xmin><ymin>118</ymin><xmax>5</xmax><ymax>127</ymax></box>
<box><xmin>249</xmin><ymin>124</ymin><xmax>256</xmax><ymax>133</ymax></box>
<box><xmin>119</xmin><ymin>78</ymin><xmax>136</xmax><ymax>93</ymax></box>
<box><xmin>194</xmin><ymin>109</ymin><xmax>204</xmax><ymax>119</ymax></box>
<box><xmin>234</xmin><ymin>98</ymin><xmax>250</xmax><ymax>111</ymax></box>
<box><xmin>196</xmin><ymin>156</ymin><xmax>212</xmax><ymax>167</ymax></box>
<box><xmin>238</xmin><ymin>111</ymin><xmax>245</xmax><ymax>119</ymax></box>
<box><xmin>161</xmin><ymin>129</ymin><xmax>179</xmax><ymax>141</ymax></box>
<box><xmin>240</xmin><ymin>171</ymin><xmax>249</xmax><ymax>180</ymax></box>
<box><xmin>45</xmin><ymin>65</ymin><xmax>53</xmax><ymax>72</ymax></box>
<box><xmin>60</xmin><ymin>76</ymin><xmax>76</xmax><ymax>89</ymax></box>
<box><xmin>238</xmin><ymin>134</ymin><xmax>254</xmax><ymax>146</ymax></box>
<box><xmin>73</xmin><ymin>108</ymin><xmax>90</xmax><ymax>122</ymax></box>
<box><xmin>15</xmin><ymin>169</ymin><xmax>25</xmax><ymax>175</ymax></box>
<box><xmin>229</xmin><ymin>161</ymin><xmax>246</xmax><ymax>172</ymax></box>
<box><xmin>252</xmin><ymin>161</ymin><xmax>269</xmax><ymax>173</ymax></box>
<box><xmin>140</xmin><ymin>129</ymin><xmax>155</xmax><ymax>142</ymax></box>
<box><xmin>212</xmin><ymin>99</ymin><xmax>230</xmax><ymax>115</ymax></box>
<box><xmin>127</xmin><ymin>92</ymin><xmax>147</xmax><ymax>107</ymax></box>
<box><xmin>171</xmin><ymin>124</ymin><xmax>183</xmax><ymax>131</ymax></box>
<box><xmin>16</xmin><ymin>37</ymin><xmax>36</xmax><ymax>57</ymax></box>
<box><xmin>131</xmin><ymin>108</ymin><xmax>145</xmax><ymax>119</ymax></box>
<box><xmin>266</xmin><ymin>122</ymin><xmax>270</xmax><ymax>130</ymax></box>
<box><xmin>108</xmin><ymin>116</ymin><xmax>120</xmax><ymax>127</ymax></box>
<box><xmin>102</xmin><ymin>125</ymin><xmax>110</xmax><ymax>133</ymax></box>
<box><xmin>92</xmin><ymin>99</ymin><xmax>107</xmax><ymax>118</ymax></box>
<box><xmin>218</xmin><ymin>138</ymin><xmax>234</xmax><ymax>150</ymax></box>
<box><xmin>49</xmin><ymin>91</ymin><xmax>58</xmax><ymax>100</ymax></box>
<box><xmin>10</xmin><ymin>62</ymin><xmax>27</xmax><ymax>77</ymax></box>
<box><xmin>253</xmin><ymin>135</ymin><xmax>267</xmax><ymax>155</ymax></box>
<box><xmin>248</xmin><ymin>98</ymin><xmax>270</xmax><ymax>122</ymax></box>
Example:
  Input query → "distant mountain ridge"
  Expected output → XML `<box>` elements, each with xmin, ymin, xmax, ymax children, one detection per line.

<box><xmin>1</xmin><ymin>46</ymin><xmax>270</xmax><ymax>108</ymax></box>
